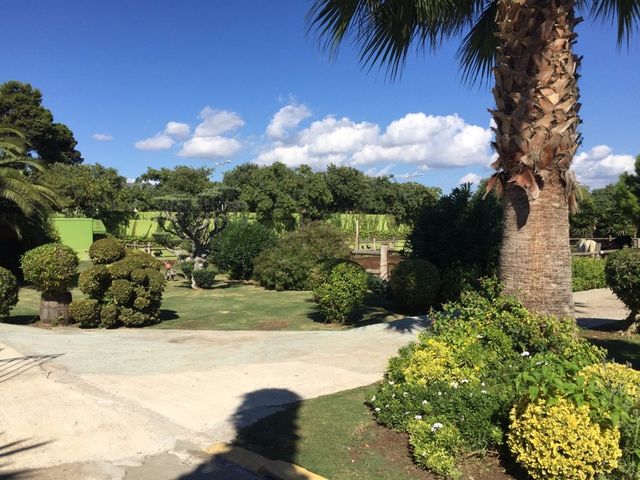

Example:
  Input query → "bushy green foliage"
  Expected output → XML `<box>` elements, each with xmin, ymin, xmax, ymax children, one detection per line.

<box><xmin>192</xmin><ymin>268</ymin><xmax>217</xmax><ymax>289</ymax></box>
<box><xmin>107</xmin><ymin>279</ymin><xmax>135</xmax><ymax>306</ymax></box>
<box><xmin>572</xmin><ymin>257</ymin><xmax>606</xmax><ymax>292</ymax></box>
<box><xmin>388</xmin><ymin>259</ymin><xmax>440</xmax><ymax>312</ymax></box>
<box><xmin>313</xmin><ymin>262</ymin><xmax>368</xmax><ymax>323</ymax></box>
<box><xmin>99</xmin><ymin>303</ymin><xmax>120</xmax><ymax>328</ymax></box>
<box><xmin>78</xmin><ymin>265</ymin><xmax>112</xmax><ymax>299</ymax></box>
<box><xmin>88</xmin><ymin>237</ymin><xmax>126</xmax><ymax>265</ymax></box>
<box><xmin>407</xmin><ymin>184</ymin><xmax>501</xmax><ymax>302</ymax></box>
<box><xmin>308</xmin><ymin>258</ymin><xmax>363</xmax><ymax>292</ymax></box>
<box><xmin>180</xmin><ymin>261</ymin><xmax>194</xmax><ymax>278</ymax></box>
<box><xmin>20</xmin><ymin>243</ymin><xmax>78</xmax><ymax>294</ymax></box>
<box><xmin>0</xmin><ymin>267</ymin><xmax>19</xmax><ymax>318</ymax></box>
<box><xmin>69</xmin><ymin>299</ymin><xmax>100</xmax><ymax>328</ymax></box>
<box><xmin>367</xmin><ymin>273</ymin><xmax>388</xmax><ymax>297</ymax></box>
<box><xmin>370</xmin><ymin>282</ymin><xmax>609</xmax><ymax>477</ymax></box>
<box><xmin>605</xmin><ymin>248</ymin><xmax>640</xmax><ymax>314</ymax></box>
<box><xmin>211</xmin><ymin>220</ymin><xmax>277</xmax><ymax>280</ymax></box>
<box><xmin>254</xmin><ymin>222</ymin><xmax>350</xmax><ymax>291</ymax></box>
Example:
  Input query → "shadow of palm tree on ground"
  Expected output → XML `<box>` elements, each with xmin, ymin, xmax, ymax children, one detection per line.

<box><xmin>0</xmin><ymin>355</ymin><xmax>62</xmax><ymax>384</ymax></box>
<box><xmin>0</xmin><ymin>436</ymin><xmax>49</xmax><ymax>479</ymax></box>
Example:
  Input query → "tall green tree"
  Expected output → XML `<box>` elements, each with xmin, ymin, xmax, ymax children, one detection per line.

<box><xmin>615</xmin><ymin>155</ymin><xmax>640</xmax><ymax>236</ymax></box>
<box><xmin>309</xmin><ymin>0</ymin><xmax>640</xmax><ymax>316</ymax></box>
<box><xmin>39</xmin><ymin>163</ymin><xmax>134</xmax><ymax>233</ymax></box>
<box><xmin>0</xmin><ymin>127</ymin><xmax>59</xmax><ymax>236</ymax></box>
<box><xmin>0</xmin><ymin>81</ymin><xmax>82</xmax><ymax>165</ymax></box>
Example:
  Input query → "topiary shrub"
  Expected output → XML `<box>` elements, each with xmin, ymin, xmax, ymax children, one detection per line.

<box><xmin>0</xmin><ymin>267</ymin><xmax>19</xmax><ymax>318</ymax></box>
<box><xmin>308</xmin><ymin>258</ymin><xmax>363</xmax><ymax>292</ymax></box>
<box><xmin>211</xmin><ymin>220</ymin><xmax>276</xmax><ymax>280</ymax></box>
<box><xmin>192</xmin><ymin>268</ymin><xmax>217</xmax><ymax>289</ymax></box>
<box><xmin>313</xmin><ymin>262</ymin><xmax>368</xmax><ymax>323</ymax></box>
<box><xmin>388</xmin><ymin>259</ymin><xmax>440</xmax><ymax>312</ymax></box>
<box><xmin>69</xmin><ymin>299</ymin><xmax>100</xmax><ymax>328</ymax></box>
<box><xmin>107</xmin><ymin>279</ymin><xmax>135</xmax><ymax>306</ymax></box>
<box><xmin>121</xmin><ymin>310</ymin><xmax>154</xmax><ymax>327</ymax></box>
<box><xmin>605</xmin><ymin>248</ymin><xmax>640</xmax><ymax>333</ymax></box>
<box><xmin>507</xmin><ymin>397</ymin><xmax>621</xmax><ymax>480</ymax></box>
<box><xmin>88</xmin><ymin>237</ymin><xmax>126</xmax><ymax>265</ymax></box>
<box><xmin>21</xmin><ymin>243</ymin><xmax>78</xmax><ymax>295</ymax></box>
<box><xmin>254</xmin><ymin>222</ymin><xmax>350</xmax><ymax>291</ymax></box>
<box><xmin>78</xmin><ymin>265</ymin><xmax>112</xmax><ymax>300</ymax></box>
<box><xmin>99</xmin><ymin>303</ymin><xmax>120</xmax><ymax>328</ymax></box>
<box><xmin>179</xmin><ymin>261</ymin><xmax>194</xmax><ymax>279</ymax></box>
<box><xmin>572</xmin><ymin>257</ymin><xmax>606</xmax><ymax>292</ymax></box>
<box><xmin>20</xmin><ymin>243</ymin><xmax>79</xmax><ymax>324</ymax></box>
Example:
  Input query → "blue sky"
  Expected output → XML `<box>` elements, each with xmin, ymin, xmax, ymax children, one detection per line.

<box><xmin>2</xmin><ymin>0</ymin><xmax>639</xmax><ymax>191</ymax></box>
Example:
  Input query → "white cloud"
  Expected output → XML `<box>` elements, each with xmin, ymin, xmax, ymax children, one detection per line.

<box><xmin>194</xmin><ymin>107</ymin><xmax>244</xmax><ymax>137</ymax></box>
<box><xmin>134</xmin><ymin>133</ymin><xmax>175</xmax><ymax>151</ymax></box>
<box><xmin>459</xmin><ymin>172</ymin><xmax>483</xmax><ymax>185</ymax></box>
<box><xmin>572</xmin><ymin>145</ymin><xmax>635</xmax><ymax>188</ymax></box>
<box><xmin>178</xmin><ymin>136</ymin><xmax>241</xmax><ymax>159</ymax></box>
<box><xmin>92</xmin><ymin>133</ymin><xmax>112</xmax><ymax>141</ymax></box>
<box><xmin>164</xmin><ymin>121</ymin><xmax>190</xmax><ymax>139</ymax></box>
<box><xmin>266</xmin><ymin>104</ymin><xmax>312</xmax><ymax>140</ymax></box>
<box><xmin>255</xmin><ymin>110</ymin><xmax>493</xmax><ymax>172</ymax></box>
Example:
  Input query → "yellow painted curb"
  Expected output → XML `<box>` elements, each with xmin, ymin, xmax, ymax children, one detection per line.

<box><xmin>205</xmin><ymin>442</ymin><xmax>327</xmax><ymax>480</ymax></box>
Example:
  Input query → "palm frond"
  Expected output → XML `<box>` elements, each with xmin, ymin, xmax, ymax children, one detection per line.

<box><xmin>590</xmin><ymin>0</ymin><xmax>640</xmax><ymax>45</ymax></box>
<box><xmin>457</xmin><ymin>0</ymin><xmax>498</xmax><ymax>85</ymax></box>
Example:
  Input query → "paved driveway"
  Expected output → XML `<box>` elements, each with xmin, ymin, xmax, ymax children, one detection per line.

<box><xmin>0</xmin><ymin>318</ymin><xmax>425</xmax><ymax>479</ymax></box>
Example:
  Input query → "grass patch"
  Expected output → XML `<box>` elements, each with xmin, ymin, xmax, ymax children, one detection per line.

<box><xmin>581</xmin><ymin>329</ymin><xmax>640</xmax><ymax>369</ymax></box>
<box><xmin>233</xmin><ymin>385</ymin><xmax>513</xmax><ymax>480</ymax></box>
<box><xmin>5</xmin><ymin>278</ymin><xmax>402</xmax><ymax>331</ymax></box>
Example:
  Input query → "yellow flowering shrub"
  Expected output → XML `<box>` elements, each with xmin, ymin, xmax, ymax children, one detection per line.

<box><xmin>401</xmin><ymin>337</ymin><xmax>480</xmax><ymax>385</ymax></box>
<box><xmin>508</xmin><ymin>397</ymin><xmax>621</xmax><ymax>480</ymax></box>
<box><xmin>581</xmin><ymin>363</ymin><xmax>640</xmax><ymax>401</ymax></box>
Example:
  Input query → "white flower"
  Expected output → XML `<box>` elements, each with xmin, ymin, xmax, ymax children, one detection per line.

<box><xmin>415</xmin><ymin>415</ymin><xmax>422</xmax><ymax>420</ymax></box>
<box><xmin>388</xmin><ymin>380</ymin><xmax>395</xmax><ymax>385</ymax></box>
<box><xmin>392</xmin><ymin>394</ymin><xmax>396</xmax><ymax>399</ymax></box>
<box><xmin>375</xmin><ymin>407</ymin><xmax>381</xmax><ymax>412</ymax></box>
<box><xmin>536</xmin><ymin>361</ymin><xmax>543</xmax><ymax>366</ymax></box>
<box><xmin>437</xmin><ymin>391</ymin><xmax>442</xmax><ymax>396</ymax></box>
<box><xmin>370</xmin><ymin>396</ymin><xmax>376</xmax><ymax>402</ymax></box>
<box><xmin>403</xmin><ymin>392</ymin><xmax>409</xmax><ymax>397</ymax></box>
<box><xmin>476</xmin><ymin>334</ymin><xmax>483</xmax><ymax>339</ymax></box>
<box><xmin>481</xmin><ymin>382</ymin><xmax>486</xmax><ymax>387</ymax></box>
<box><xmin>450</xmin><ymin>381</ymin><xmax>459</xmax><ymax>389</ymax></box>
<box><xmin>460</xmin><ymin>379</ymin><xmax>469</xmax><ymax>384</ymax></box>
<box><xmin>430</xmin><ymin>422</ymin><xmax>444</xmax><ymax>432</ymax></box>
<box><xmin>481</xmin><ymin>390</ymin><xmax>488</xmax><ymax>394</ymax></box>
<box><xmin>521</xmin><ymin>351</ymin><xmax>530</xmax><ymax>357</ymax></box>
<box><xmin>422</xmin><ymin>400</ymin><xmax>428</xmax><ymax>405</ymax></box>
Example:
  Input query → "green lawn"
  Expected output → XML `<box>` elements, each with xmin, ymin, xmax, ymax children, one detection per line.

<box><xmin>5</xmin><ymin>278</ymin><xmax>403</xmax><ymax>331</ymax></box>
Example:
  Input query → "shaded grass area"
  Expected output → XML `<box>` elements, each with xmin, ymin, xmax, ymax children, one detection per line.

<box><xmin>581</xmin><ymin>328</ymin><xmax>640</xmax><ymax>369</ymax></box>
<box><xmin>5</xmin><ymin>279</ymin><xmax>403</xmax><ymax>331</ymax></box>
<box><xmin>234</xmin><ymin>385</ymin><xmax>513</xmax><ymax>480</ymax></box>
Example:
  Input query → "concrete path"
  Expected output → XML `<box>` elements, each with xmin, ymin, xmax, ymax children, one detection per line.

<box><xmin>574</xmin><ymin>288</ymin><xmax>629</xmax><ymax>328</ymax></box>
<box><xmin>0</xmin><ymin>317</ymin><xmax>426</xmax><ymax>479</ymax></box>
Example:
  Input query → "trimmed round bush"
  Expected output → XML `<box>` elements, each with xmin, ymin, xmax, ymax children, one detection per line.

<box><xmin>180</xmin><ymin>261</ymin><xmax>194</xmax><ymax>278</ymax></box>
<box><xmin>70</xmin><ymin>299</ymin><xmax>100</xmax><ymax>328</ymax></box>
<box><xmin>88</xmin><ymin>238</ymin><xmax>126</xmax><ymax>265</ymax></box>
<box><xmin>605</xmin><ymin>248</ymin><xmax>640</xmax><ymax>315</ymax></box>
<box><xmin>308</xmin><ymin>258</ymin><xmax>363</xmax><ymax>292</ymax></box>
<box><xmin>0</xmin><ymin>267</ymin><xmax>19</xmax><ymax>318</ymax></box>
<box><xmin>109</xmin><ymin>250</ymin><xmax>162</xmax><ymax>280</ymax></box>
<box><xmin>192</xmin><ymin>268</ymin><xmax>216</xmax><ymax>289</ymax></box>
<box><xmin>313</xmin><ymin>262</ymin><xmax>368</xmax><ymax>323</ymax></box>
<box><xmin>78</xmin><ymin>265</ymin><xmax>112</xmax><ymax>300</ymax></box>
<box><xmin>211</xmin><ymin>220</ymin><xmax>276</xmax><ymax>280</ymax></box>
<box><xmin>507</xmin><ymin>397</ymin><xmax>621</xmax><ymax>480</ymax></box>
<box><xmin>130</xmin><ymin>268</ymin><xmax>148</xmax><ymax>285</ymax></box>
<box><xmin>100</xmin><ymin>304</ymin><xmax>120</xmax><ymax>328</ymax></box>
<box><xmin>107</xmin><ymin>279</ymin><xmax>135</xmax><ymax>306</ymax></box>
<box><xmin>254</xmin><ymin>222</ymin><xmax>350</xmax><ymax>291</ymax></box>
<box><xmin>572</xmin><ymin>257</ymin><xmax>606</xmax><ymax>292</ymax></box>
<box><xmin>121</xmin><ymin>309</ymin><xmax>155</xmax><ymax>327</ymax></box>
<box><xmin>146</xmin><ymin>269</ymin><xmax>166</xmax><ymax>297</ymax></box>
<box><xmin>389</xmin><ymin>259</ymin><xmax>441</xmax><ymax>312</ymax></box>
<box><xmin>21</xmin><ymin>243</ymin><xmax>78</xmax><ymax>294</ymax></box>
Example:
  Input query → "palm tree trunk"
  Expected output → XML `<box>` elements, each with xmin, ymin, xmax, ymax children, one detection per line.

<box><xmin>492</xmin><ymin>0</ymin><xmax>581</xmax><ymax>317</ymax></box>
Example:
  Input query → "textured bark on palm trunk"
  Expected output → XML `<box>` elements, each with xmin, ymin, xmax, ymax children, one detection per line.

<box><xmin>491</xmin><ymin>0</ymin><xmax>581</xmax><ymax>316</ymax></box>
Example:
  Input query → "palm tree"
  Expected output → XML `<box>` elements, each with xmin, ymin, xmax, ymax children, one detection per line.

<box><xmin>308</xmin><ymin>0</ymin><xmax>639</xmax><ymax>316</ymax></box>
<box><xmin>0</xmin><ymin>127</ymin><xmax>59</xmax><ymax>236</ymax></box>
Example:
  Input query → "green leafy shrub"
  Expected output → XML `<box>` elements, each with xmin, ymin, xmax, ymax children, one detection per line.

<box><xmin>121</xmin><ymin>310</ymin><xmax>154</xmax><ymax>327</ymax></box>
<box><xmin>605</xmin><ymin>248</ymin><xmax>640</xmax><ymax>316</ymax></box>
<box><xmin>88</xmin><ymin>237</ymin><xmax>126</xmax><ymax>265</ymax></box>
<box><xmin>572</xmin><ymin>257</ymin><xmax>606</xmax><ymax>292</ymax></box>
<box><xmin>211</xmin><ymin>220</ymin><xmax>276</xmax><ymax>279</ymax></box>
<box><xmin>70</xmin><ymin>299</ymin><xmax>100</xmax><ymax>328</ymax></box>
<box><xmin>369</xmin><ymin>283</ymin><xmax>607</xmax><ymax>476</ymax></box>
<box><xmin>367</xmin><ymin>273</ymin><xmax>388</xmax><ymax>297</ymax></box>
<box><xmin>179</xmin><ymin>261</ymin><xmax>194</xmax><ymax>278</ymax></box>
<box><xmin>99</xmin><ymin>304</ymin><xmax>120</xmax><ymax>328</ymax></box>
<box><xmin>21</xmin><ymin>243</ymin><xmax>78</xmax><ymax>294</ymax></box>
<box><xmin>78</xmin><ymin>265</ymin><xmax>112</xmax><ymax>300</ymax></box>
<box><xmin>313</xmin><ymin>262</ymin><xmax>368</xmax><ymax>323</ymax></box>
<box><xmin>508</xmin><ymin>397</ymin><xmax>621</xmax><ymax>480</ymax></box>
<box><xmin>388</xmin><ymin>259</ymin><xmax>440</xmax><ymax>312</ymax></box>
<box><xmin>308</xmin><ymin>258</ymin><xmax>362</xmax><ymax>292</ymax></box>
<box><xmin>192</xmin><ymin>268</ymin><xmax>217</xmax><ymax>289</ymax></box>
<box><xmin>107</xmin><ymin>279</ymin><xmax>135</xmax><ymax>306</ymax></box>
<box><xmin>254</xmin><ymin>222</ymin><xmax>350</xmax><ymax>291</ymax></box>
<box><xmin>0</xmin><ymin>267</ymin><xmax>19</xmax><ymax>318</ymax></box>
